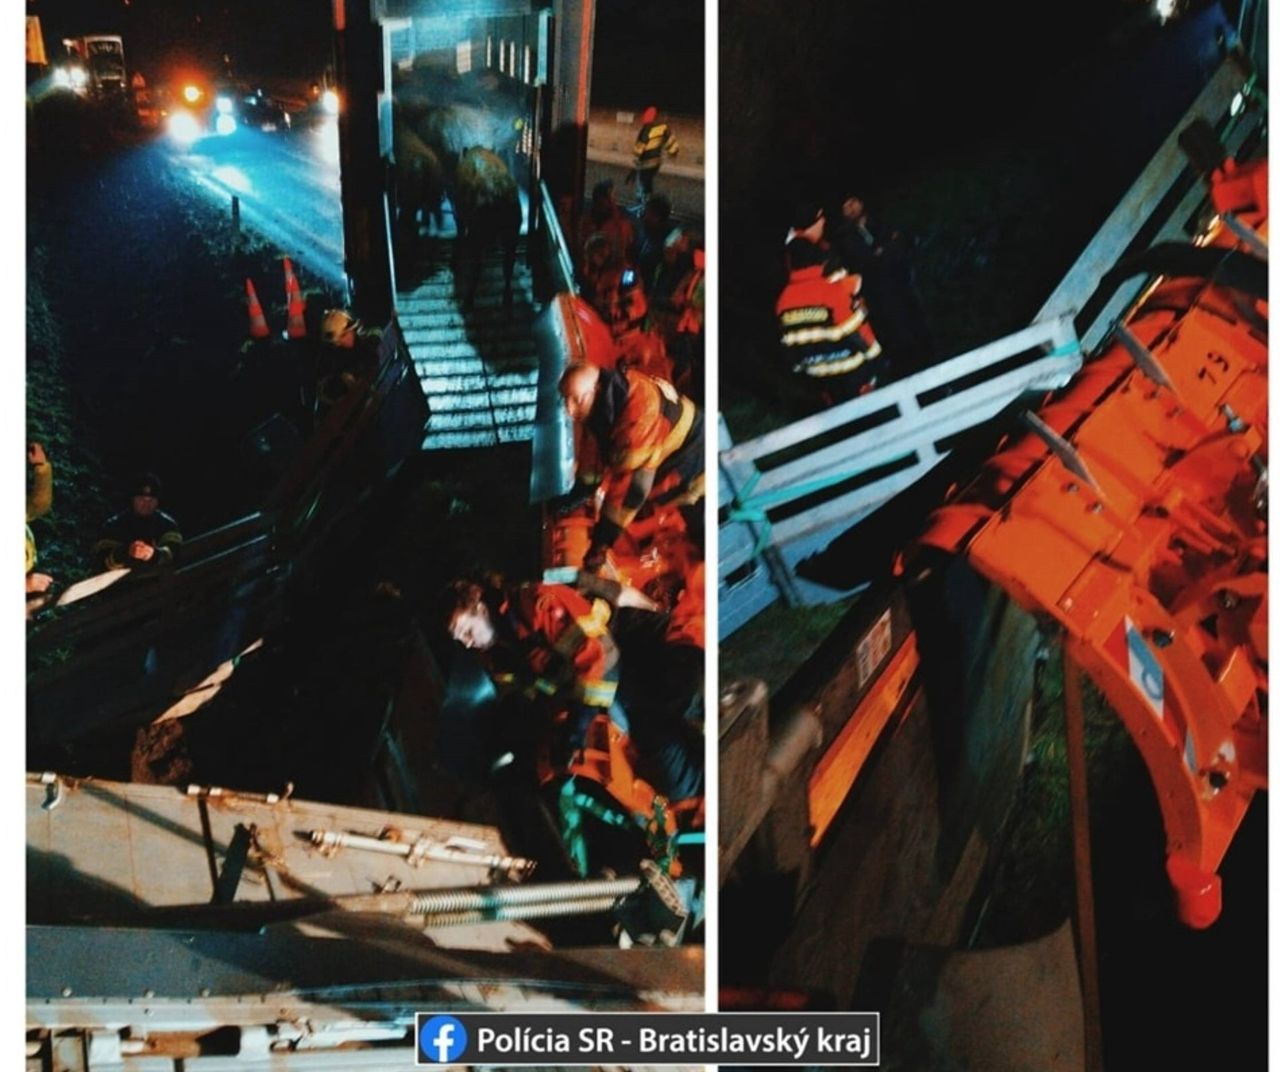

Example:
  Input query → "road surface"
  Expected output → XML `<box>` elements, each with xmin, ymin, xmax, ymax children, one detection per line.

<box><xmin>167</xmin><ymin>118</ymin><xmax>347</xmax><ymax>289</ymax></box>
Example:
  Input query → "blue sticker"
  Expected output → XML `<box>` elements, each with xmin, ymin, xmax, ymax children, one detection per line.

<box><xmin>1125</xmin><ymin>618</ymin><xmax>1164</xmax><ymax>718</ymax></box>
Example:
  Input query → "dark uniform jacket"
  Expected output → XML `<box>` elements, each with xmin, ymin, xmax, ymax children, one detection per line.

<box><xmin>94</xmin><ymin>509</ymin><xmax>182</xmax><ymax>571</ymax></box>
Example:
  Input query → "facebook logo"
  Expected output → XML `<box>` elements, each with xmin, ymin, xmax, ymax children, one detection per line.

<box><xmin>418</xmin><ymin>1015</ymin><xmax>468</xmax><ymax>1064</ymax></box>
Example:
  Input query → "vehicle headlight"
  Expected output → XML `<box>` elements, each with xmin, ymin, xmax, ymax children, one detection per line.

<box><xmin>53</xmin><ymin>68</ymin><xmax>71</xmax><ymax>88</ymax></box>
<box><xmin>168</xmin><ymin>111</ymin><xmax>201</xmax><ymax>144</ymax></box>
<box><xmin>216</xmin><ymin>95</ymin><xmax>233</xmax><ymax>115</ymax></box>
<box><xmin>70</xmin><ymin>68</ymin><xmax>88</xmax><ymax>88</ymax></box>
<box><xmin>215</xmin><ymin>113</ymin><xmax>237</xmax><ymax>136</ymax></box>
<box><xmin>321</xmin><ymin>89</ymin><xmax>339</xmax><ymax>115</ymax></box>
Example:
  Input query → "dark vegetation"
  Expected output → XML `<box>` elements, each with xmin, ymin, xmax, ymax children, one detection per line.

<box><xmin>27</xmin><ymin>91</ymin><xmax>342</xmax><ymax>584</ymax></box>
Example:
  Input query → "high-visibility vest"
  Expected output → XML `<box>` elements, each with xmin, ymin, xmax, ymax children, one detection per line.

<box><xmin>634</xmin><ymin>122</ymin><xmax>679</xmax><ymax>171</ymax></box>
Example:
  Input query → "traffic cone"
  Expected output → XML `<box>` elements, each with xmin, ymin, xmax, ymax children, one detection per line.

<box><xmin>283</xmin><ymin>257</ymin><xmax>307</xmax><ymax>339</ymax></box>
<box><xmin>245</xmin><ymin>278</ymin><xmax>270</xmax><ymax>339</ymax></box>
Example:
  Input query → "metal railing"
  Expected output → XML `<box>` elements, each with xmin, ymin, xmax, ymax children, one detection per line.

<box><xmin>28</xmin><ymin>320</ymin><xmax>429</xmax><ymax>744</ymax></box>
<box><xmin>719</xmin><ymin>315</ymin><xmax>1083</xmax><ymax>637</ymax></box>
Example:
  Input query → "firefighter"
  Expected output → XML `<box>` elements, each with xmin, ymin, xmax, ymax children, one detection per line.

<box><xmin>444</xmin><ymin>575</ymin><xmax>620</xmax><ymax>764</ymax></box>
<box><xmin>316</xmin><ymin>308</ymin><xmax>380</xmax><ymax>410</ymax></box>
<box><xmin>578</xmin><ymin>178</ymin><xmax>635</xmax><ymax>269</ymax></box>
<box><xmin>631</xmin><ymin>106</ymin><xmax>679</xmax><ymax>202</ymax></box>
<box><xmin>93</xmin><ymin>473</ymin><xmax>182</xmax><ymax>571</ymax></box>
<box><xmin>559</xmin><ymin>361</ymin><xmax>704</xmax><ymax>571</ymax></box>
<box><xmin>777</xmin><ymin>203</ymin><xmax>883</xmax><ymax>406</ymax></box>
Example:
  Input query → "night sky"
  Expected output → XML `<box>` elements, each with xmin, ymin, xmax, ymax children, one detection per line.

<box><xmin>30</xmin><ymin>0</ymin><xmax>705</xmax><ymax>111</ymax></box>
<box><xmin>30</xmin><ymin>0</ymin><xmax>335</xmax><ymax>83</ymax></box>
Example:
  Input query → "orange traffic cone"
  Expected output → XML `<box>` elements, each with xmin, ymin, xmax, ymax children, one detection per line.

<box><xmin>283</xmin><ymin>257</ymin><xmax>307</xmax><ymax>339</ymax></box>
<box><xmin>245</xmin><ymin>278</ymin><xmax>270</xmax><ymax>339</ymax></box>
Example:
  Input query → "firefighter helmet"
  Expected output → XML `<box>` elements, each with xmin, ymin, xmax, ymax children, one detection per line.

<box><xmin>641</xmin><ymin>106</ymin><xmax>658</xmax><ymax>124</ymax></box>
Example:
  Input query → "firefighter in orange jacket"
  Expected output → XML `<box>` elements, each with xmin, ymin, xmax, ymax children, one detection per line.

<box><xmin>777</xmin><ymin>204</ymin><xmax>883</xmax><ymax>405</ymax></box>
<box><xmin>560</xmin><ymin>361</ymin><xmax>704</xmax><ymax>570</ymax></box>
<box><xmin>446</xmin><ymin>576</ymin><xmax>620</xmax><ymax>755</ymax></box>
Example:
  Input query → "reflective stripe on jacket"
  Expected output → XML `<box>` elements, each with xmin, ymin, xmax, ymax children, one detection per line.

<box><xmin>505</xmin><ymin>583</ymin><xmax>620</xmax><ymax>716</ymax></box>
<box><xmin>776</xmin><ymin>265</ymin><xmax>882</xmax><ymax>378</ymax></box>
<box><xmin>634</xmin><ymin>122</ymin><xmax>678</xmax><ymax>171</ymax></box>
<box><xmin>587</xmin><ymin>367</ymin><xmax>704</xmax><ymax>543</ymax></box>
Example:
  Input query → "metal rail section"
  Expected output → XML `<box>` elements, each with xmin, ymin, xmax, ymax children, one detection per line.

<box><xmin>529</xmin><ymin>179</ymin><xmax>586</xmax><ymax>503</ymax></box>
<box><xmin>1037</xmin><ymin>56</ymin><xmax>1262</xmax><ymax>349</ymax></box>
<box><xmin>719</xmin><ymin>315</ymin><xmax>1082</xmax><ymax>636</ymax></box>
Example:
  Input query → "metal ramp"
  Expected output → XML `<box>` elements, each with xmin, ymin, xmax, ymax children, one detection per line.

<box><xmin>397</xmin><ymin>238</ymin><xmax>542</xmax><ymax>450</ymax></box>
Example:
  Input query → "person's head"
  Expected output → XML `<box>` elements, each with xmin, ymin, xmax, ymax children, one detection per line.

<box><xmin>559</xmin><ymin>361</ymin><xmax>602</xmax><ymax>423</ymax></box>
<box><xmin>584</xmin><ymin>233</ymin><xmax>615</xmax><ymax>271</ymax></box>
<box><xmin>591</xmin><ymin>178</ymin><xmax>616</xmax><ymax>207</ymax></box>
<box><xmin>840</xmin><ymin>194</ymin><xmax>866</xmax><ymax>223</ymax></box>
<box><xmin>444</xmin><ymin>579</ymin><xmax>497</xmax><ymax>650</ymax></box>
<box><xmin>131</xmin><ymin>472</ymin><xmax>162</xmax><ymax>516</ymax></box>
<box><xmin>643</xmin><ymin>195</ymin><xmax>672</xmax><ymax>229</ymax></box>
<box><xmin>320</xmin><ymin>308</ymin><xmax>360</xmax><ymax>348</ymax></box>
<box><xmin>641</xmin><ymin>106</ymin><xmax>658</xmax><ymax>125</ymax></box>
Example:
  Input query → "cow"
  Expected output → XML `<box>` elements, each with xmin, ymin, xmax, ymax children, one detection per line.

<box><xmin>452</xmin><ymin>146</ymin><xmax>523</xmax><ymax>310</ymax></box>
<box><xmin>392</xmin><ymin>119</ymin><xmax>446</xmax><ymax>251</ymax></box>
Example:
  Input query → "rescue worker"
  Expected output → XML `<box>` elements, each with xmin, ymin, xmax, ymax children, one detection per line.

<box><xmin>831</xmin><ymin>192</ymin><xmax>936</xmax><ymax>377</ymax></box>
<box><xmin>446</xmin><ymin>571</ymin><xmax>703</xmax><ymax>802</ymax></box>
<box><xmin>777</xmin><ymin>203</ymin><xmax>883</xmax><ymax>406</ymax></box>
<box><xmin>631</xmin><ymin>106</ymin><xmax>679</xmax><ymax>202</ymax></box>
<box><xmin>93</xmin><ymin>473</ymin><xmax>182</xmax><ymax>572</ymax></box>
<box><xmin>26</xmin><ymin>442</ymin><xmax>54</xmax><ymax>614</ymax></box>
<box><xmin>579</xmin><ymin>179</ymin><xmax>636</xmax><ymax>269</ymax></box>
<box><xmin>559</xmin><ymin>361</ymin><xmax>704</xmax><ymax>571</ymax></box>
<box><xmin>633</xmin><ymin>194</ymin><xmax>675</xmax><ymax>290</ymax></box>
<box><xmin>316</xmin><ymin>308</ymin><xmax>380</xmax><ymax>410</ymax></box>
<box><xmin>444</xmin><ymin>575</ymin><xmax>620</xmax><ymax>763</ymax></box>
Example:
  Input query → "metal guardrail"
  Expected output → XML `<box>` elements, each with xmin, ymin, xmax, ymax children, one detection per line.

<box><xmin>538</xmin><ymin>178</ymin><xmax>579</xmax><ymax>296</ymax></box>
<box><xmin>719</xmin><ymin>315</ymin><xmax>1083</xmax><ymax>638</ymax></box>
<box><xmin>28</xmin><ymin>321</ymin><xmax>429</xmax><ymax>743</ymax></box>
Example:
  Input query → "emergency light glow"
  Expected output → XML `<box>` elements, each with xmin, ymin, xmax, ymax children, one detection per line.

<box><xmin>321</xmin><ymin>89</ymin><xmax>339</xmax><ymax>115</ymax></box>
<box><xmin>183</xmin><ymin>84</ymin><xmax>202</xmax><ymax>103</ymax></box>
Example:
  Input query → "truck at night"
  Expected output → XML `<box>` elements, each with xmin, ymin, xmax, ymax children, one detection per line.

<box><xmin>57</xmin><ymin>34</ymin><xmax>127</xmax><ymax>99</ymax></box>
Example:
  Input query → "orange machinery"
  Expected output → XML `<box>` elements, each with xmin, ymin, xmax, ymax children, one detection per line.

<box><xmin>915</xmin><ymin>156</ymin><xmax>1268</xmax><ymax>927</ymax></box>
